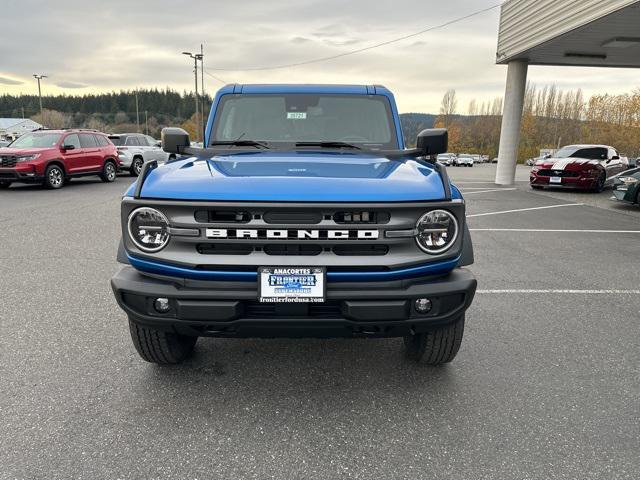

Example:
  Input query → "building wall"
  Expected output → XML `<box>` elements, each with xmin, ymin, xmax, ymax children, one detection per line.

<box><xmin>0</xmin><ymin>119</ymin><xmax>42</xmax><ymax>139</ymax></box>
<box><xmin>496</xmin><ymin>0</ymin><xmax>638</xmax><ymax>63</ymax></box>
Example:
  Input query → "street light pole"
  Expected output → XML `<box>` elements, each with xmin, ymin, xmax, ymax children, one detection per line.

<box><xmin>183</xmin><ymin>51</ymin><xmax>202</xmax><ymax>144</ymax></box>
<box><xmin>33</xmin><ymin>74</ymin><xmax>47</xmax><ymax>116</ymax></box>
<box><xmin>135</xmin><ymin>89</ymin><xmax>140</xmax><ymax>133</ymax></box>
<box><xmin>200</xmin><ymin>44</ymin><xmax>206</xmax><ymax>143</ymax></box>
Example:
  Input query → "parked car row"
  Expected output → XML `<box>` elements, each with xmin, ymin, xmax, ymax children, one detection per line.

<box><xmin>0</xmin><ymin>129</ymin><xmax>171</xmax><ymax>189</ymax></box>
<box><xmin>436</xmin><ymin>153</ymin><xmax>490</xmax><ymax>167</ymax></box>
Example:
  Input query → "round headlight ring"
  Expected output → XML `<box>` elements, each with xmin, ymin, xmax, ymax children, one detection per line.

<box><xmin>415</xmin><ymin>209</ymin><xmax>459</xmax><ymax>254</ymax></box>
<box><xmin>127</xmin><ymin>207</ymin><xmax>171</xmax><ymax>252</ymax></box>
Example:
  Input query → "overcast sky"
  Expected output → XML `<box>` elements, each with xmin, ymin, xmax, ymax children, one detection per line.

<box><xmin>1</xmin><ymin>0</ymin><xmax>639</xmax><ymax>113</ymax></box>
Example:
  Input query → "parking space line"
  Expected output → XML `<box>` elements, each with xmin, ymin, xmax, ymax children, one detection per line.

<box><xmin>463</xmin><ymin>188</ymin><xmax>517</xmax><ymax>195</ymax></box>
<box><xmin>470</xmin><ymin>228</ymin><xmax>640</xmax><ymax>233</ymax></box>
<box><xmin>478</xmin><ymin>289</ymin><xmax>640</xmax><ymax>294</ymax></box>
<box><xmin>467</xmin><ymin>203</ymin><xmax>584</xmax><ymax>218</ymax></box>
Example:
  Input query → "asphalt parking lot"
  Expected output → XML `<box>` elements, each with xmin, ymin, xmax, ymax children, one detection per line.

<box><xmin>1</xmin><ymin>165</ymin><xmax>638</xmax><ymax>479</ymax></box>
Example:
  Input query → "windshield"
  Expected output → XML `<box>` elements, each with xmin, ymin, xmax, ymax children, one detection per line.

<box><xmin>9</xmin><ymin>132</ymin><xmax>61</xmax><ymax>148</ymax></box>
<box><xmin>211</xmin><ymin>93</ymin><xmax>398</xmax><ymax>149</ymax></box>
<box><xmin>555</xmin><ymin>146</ymin><xmax>607</xmax><ymax>160</ymax></box>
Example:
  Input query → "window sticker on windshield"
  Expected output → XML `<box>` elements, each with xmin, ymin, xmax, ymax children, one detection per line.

<box><xmin>287</xmin><ymin>112</ymin><xmax>307</xmax><ymax>120</ymax></box>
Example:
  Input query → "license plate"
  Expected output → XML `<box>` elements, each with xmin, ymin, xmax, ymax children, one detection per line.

<box><xmin>259</xmin><ymin>267</ymin><xmax>326</xmax><ymax>303</ymax></box>
<box><xmin>550</xmin><ymin>176</ymin><xmax>562</xmax><ymax>184</ymax></box>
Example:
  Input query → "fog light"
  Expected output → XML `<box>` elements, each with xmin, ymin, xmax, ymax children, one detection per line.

<box><xmin>414</xmin><ymin>298</ymin><xmax>432</xmax><ymax>314</ymax></box>
<box><xmin>153</xmin><ymin>297</ymin><xmax>171</xmax><ymax>313</ymax></box>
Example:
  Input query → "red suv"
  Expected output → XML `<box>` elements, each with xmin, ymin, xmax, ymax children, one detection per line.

<box><xmin>0</xmin><ymin>129</ymin><xmax>120</xmax><ymax>189</ymax></box>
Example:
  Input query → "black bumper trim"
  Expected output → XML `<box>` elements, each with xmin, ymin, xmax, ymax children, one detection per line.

<box><xmin>111</xmin><ymin>266</ymin><xmax>477</xmax><ymax>338</ymax></box>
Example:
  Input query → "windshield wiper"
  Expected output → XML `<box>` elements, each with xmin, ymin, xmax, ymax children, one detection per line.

<box><xmin>209</xmin><ymin>140</ymin><xmax>270</xmax><ymax>149</ymax></box>
<box><xmin>295</xmin><ymin>141</ymin><xmax>361</xmax><ymax>150</ymax></box>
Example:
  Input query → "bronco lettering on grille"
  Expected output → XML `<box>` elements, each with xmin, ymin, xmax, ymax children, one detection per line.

<box><xmin>205</xmin><ymin>228</ymin><xmax>379</xmax><ymax>240</ymax></box>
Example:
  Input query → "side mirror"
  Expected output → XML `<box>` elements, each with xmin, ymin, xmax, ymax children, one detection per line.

<box><xmin>544</xmin><ymin>153</ymin><xmax>552</xmax><ymax>159</ymax></box>
<box><xmin>416</xmin><ymin>128</ymin><xmax>448</xmax><ymax>156</ymax></box>
<box><xmin>62</xmin><ymin>144</ymin><xmax>75</xmax><ymax>151</ymax></box>
<box><xmin>155</xmin><ymin>141</ymin><xmax>162</xmax><ymax>148</ymax></box>
<box><xmin>161</xmin><ymin>127</ymin><xmax>190</xmax><ymax>154</ymax></box>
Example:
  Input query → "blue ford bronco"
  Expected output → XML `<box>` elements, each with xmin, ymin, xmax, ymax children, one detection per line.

<box><xmin>111</xmin><ymin>84</ymin><xmax>477</xmax><ymax>365</ymax></box>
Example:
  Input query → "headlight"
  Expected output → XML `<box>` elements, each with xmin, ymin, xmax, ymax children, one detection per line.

<box><xmin>127</xmin><ymin>207</ymin><xmax>171</xmax><ymax>252</ymax></box>
<box><xmin>16</xmin><ymin>154</ymin><xmax>40</xmax><ymax>162</ymax></box>
<box><xmin>618</xmin><ymin>176</ymin><xmax>639</xmax><ymax>185</ymax></box>
<box><xmin>415</xmin><ymin>210</ymin><xmax>459</xmax><ymax>254</ymax></box>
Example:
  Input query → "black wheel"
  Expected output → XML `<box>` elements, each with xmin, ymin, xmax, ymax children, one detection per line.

<box><xmin>168</xmin><ymin>154</ymin><xmax>176</xmax><ymax>161</ymax></box>
<box><xmin>128</xmin><ymin>319</ymin><xmax>197</xmax><ymax>364</ymax></box>
<box><xmin>100</xmin><ymin>160</ymin><xmax>117</xmax><ymax>183</ymax></box>
<box><xmin>594</xmin><ymin>171</ymin><xmax>606</xmax><ymax>193</ymax></box>
<box><xmin>403</xmin><ymin>315</ymin><xmax>465</xmax><ymax>365</ymax></box>
<box><xmin>44</xmin><ymin>164</ymin><xmax>65</xmax><ymax>189</ymax></box>
<box><xmin>130</xmin><ymin>157</ymin><xmax>144</xmax><ymax>177</ymax></box>
<box><xmin>0</xmin><ymin>181</ymin><xmax>11</xmax><ymax>189</ymax></box>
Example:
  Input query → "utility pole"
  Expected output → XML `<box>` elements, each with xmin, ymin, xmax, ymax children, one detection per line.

<box><xmin>135</xmin><ymin>89</ymin><xmax>140</xmax><ymax>133</ymax></box>
<box><xmin>200</xmin><ymin>43</ymin><xmax>206</xmax><ymax>143</ymax></box>
<box><xmin>145</xmin><ymin>110</ymin><xmax>148</xmax><ymax>135</ymax></box>
<box><xmin>183</xmin><ymin>51</ymin><xmax>202</xmax><ymax>143</ymax></box>
<box><xmin>33</xmin><ymin>74</ymin><xmax>47</xmax><ymax>116</ymax></box>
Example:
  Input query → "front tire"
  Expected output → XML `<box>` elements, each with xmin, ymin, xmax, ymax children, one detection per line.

<box><xmin>100</xmin><ymin>160</ymin><xmax>117</xmax><ymax>183</ymax></box>
<box><xmin>129</xmin><ymin>319</ymin><xmax>197</xmax><ymax>364</ymax></box>
<box><xmin>130</xmin><ymin>157</ymin><xmax>144</xmax><ymax>177</ymax></box>
<box><xmin>593</xmin><ymin>171</ymin><xmax>606</xmax><ymax>193</ymax></box>
<box><xmin>403</xmin><ymin>315</ymin><xmax>465</xmax><ymax>365</ymax></box>
<box><xmin>44</xmin><ymin>164</ymin><xmax>65</xmax><ymax>189</ymax></box>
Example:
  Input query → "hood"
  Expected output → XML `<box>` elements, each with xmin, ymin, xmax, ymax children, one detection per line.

<box><xmin>536</xmin><ymin>157</ymin><xmax>602</xmax><ymax>170</ymax></box>
<box><xmin>132</xmin><ymin>151</ymin><xmax>448</xmax><ymax>202</ymax></box>
<box><xmin>0</xmin><ymin>147</ymin><xmax>51</xmax><ymax>155</ymax></box>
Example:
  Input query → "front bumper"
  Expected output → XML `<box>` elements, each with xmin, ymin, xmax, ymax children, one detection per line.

<box><xmin>118</xmin><ymin>154</ymin><xmax>133</xmax><ymax>168</ymax></box>
<box><xmin>530</xmin><ymin>173</ymin><xmax>597</xmax><ymax>189</ymax></box>
<box><xmin>0</xmin><ymin>167</ymin><xmax>44</xmax><ymax>183</ymax></box>
<box><xmin>111</xmin><ymin>266</ymin><xmax>477</xmax><ymax>338</ymax></box>
<box><xmin>611</xmin><ymin>185</ymin><xmax>638</xmax><ymax>204</ymax></box>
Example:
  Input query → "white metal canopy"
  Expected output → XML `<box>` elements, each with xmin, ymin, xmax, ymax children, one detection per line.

<box><xmin>497</xmin><ymin>0</ymin><xmax>640</xmax><ymax>68</ymax></box>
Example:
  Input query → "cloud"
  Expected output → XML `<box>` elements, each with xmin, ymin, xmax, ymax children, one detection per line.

<box><xmin>322</xmin><ymin>38</ymin><xmax>361</xmax><ymax>47</ymax></box>
<box><xmin>1</xmin><ymin>0</ymin><xmax>638</xmax><ymax>113</ymax></box>
<box><xmin>290</xmin><ymin>36</ymin><xmax>312</xmax><ymax>44</ymax></box>
<box><xmin>0</xmin><ymin>76</ymin><xmax>23</xmax><ymax>85</ymax></box>
<box><xmin>56</xmin><ymin>81</ymin><xmax>88</xmax><ymax>89</ymax></box>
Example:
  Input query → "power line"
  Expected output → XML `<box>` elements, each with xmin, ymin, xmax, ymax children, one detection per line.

<box><xmin>203</xmin><ymin>70</ymin><xmax>228</xmax><ymax>84</ymax></box>
<box><xmin>205</xmin><ymin>4</ymin><xmax>501</xmax><ymax>72</ymax></box>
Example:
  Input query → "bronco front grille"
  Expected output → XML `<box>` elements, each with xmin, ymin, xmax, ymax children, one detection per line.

<box><xmin>0</xmin><ymin>156</ymin><xmax>17</xmax><ymax>168</ymax></box>
<box><xmin>122</xmin><ymin>199</ymin><xmax>466</xmax><ymax>274</ymax></box>
<box><xmin>196</xmin><ymin>243</ymin><xmax>389</xmax><ymax>256</ymax></box>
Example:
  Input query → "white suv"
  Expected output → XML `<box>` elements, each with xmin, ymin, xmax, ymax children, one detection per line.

<box><xmin>108</xmin><ymin>133</ymin><xmax>175</xmax><ymax>176</ymax></box>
